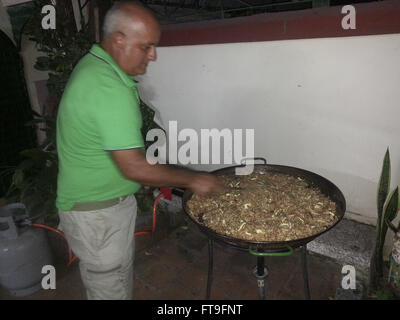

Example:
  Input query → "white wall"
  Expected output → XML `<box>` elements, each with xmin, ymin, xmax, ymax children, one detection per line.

<box><xmin>137</xmin><ymin>33</ymin><xmax>400</xmax><ymax>227</ymax></box>
<box><xmin>19</xmin><ymin>36</ymin><xmax>49</xmax><ymax>113</ymax></box>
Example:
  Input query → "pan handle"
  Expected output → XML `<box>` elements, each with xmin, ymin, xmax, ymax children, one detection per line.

<box><xmin>240</xmin><ymin>157</ymin><xmax>267</xmax><ymax>165</ymax></box>
<box><xmin>248</xmin><ymin>245</ymin><xmax>293</xmax><ymax>257</ymax></box>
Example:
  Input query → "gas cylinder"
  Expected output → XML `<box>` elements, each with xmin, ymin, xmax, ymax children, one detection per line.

<box><xmin>0</xmin><ymin>203</ymin><xmax>53</xmax><ymax>297</ymax></box>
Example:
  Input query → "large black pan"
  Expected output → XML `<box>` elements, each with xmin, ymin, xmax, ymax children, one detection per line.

<box><xmin>182</xmin><ymin>160</ymin><xmax>346</xmax><ymax>252</ymax></box>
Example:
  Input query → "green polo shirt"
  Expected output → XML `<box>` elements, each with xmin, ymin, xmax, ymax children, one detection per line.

<box><xmin>56</xmin><ymin>44</ymin><xmax>144</xmax><ymax>211</ymax></box>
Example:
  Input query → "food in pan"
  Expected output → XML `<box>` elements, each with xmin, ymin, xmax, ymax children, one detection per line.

<box><xmin>186</xmin><ymin>168</ymin><xmax>339</xmax><ymax>242</ymax></box>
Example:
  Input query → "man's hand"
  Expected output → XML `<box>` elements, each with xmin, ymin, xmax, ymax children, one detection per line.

<box><xmin>188</xmin><ymin>173</ymin><xmax>226</xmax><ymax>197</ymax></box>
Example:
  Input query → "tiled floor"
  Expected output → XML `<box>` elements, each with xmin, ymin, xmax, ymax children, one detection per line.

<box><xmin>0</xmin><ymin>214</ymin><xmax>344</xmax><ymax>300</ymax></box>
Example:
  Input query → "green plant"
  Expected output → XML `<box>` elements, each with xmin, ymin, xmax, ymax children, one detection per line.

<box><xmin>369</xmin><ymin>148</ymin><xmax>400</xmax><ymax>292</ymax></box>
<box><xmin>140</xmin><ymin>99</ymin><xmax>164</xmax><ymax>151</ymax></box>
<box><xmin>375</xmin><ymin>287</ymin><xmax>396</xmax><ymax>300</ymax></box>
<box><xmin>23</xmin><ymin>0</ymin><xmax>93</xmax><ymax>106</ymax></box>
<box><xmin>5</xmin><ymin>149</ymin><xmax>58</xmax><ymax>225</ymax></box>
<box><xmin>0</xmin><ymin>110</ymin><xmax>59</xmax><ymax>225</ymax></box>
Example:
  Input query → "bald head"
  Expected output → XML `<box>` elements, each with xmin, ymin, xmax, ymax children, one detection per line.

<box><xmin>102</xmin><ymin>2</ymin><xmax>159</xmax><ymax>41</ymax></box>
<box><xmin>101</xmin><ymin>1</ymin><xmax>161</xmax><ymax>76</ymax></box>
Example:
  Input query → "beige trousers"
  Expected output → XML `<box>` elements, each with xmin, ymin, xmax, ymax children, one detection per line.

<box><xmin>58</xmin><ymin>195</ymin><xmax>137</xmax><ymax>300</ymax></box>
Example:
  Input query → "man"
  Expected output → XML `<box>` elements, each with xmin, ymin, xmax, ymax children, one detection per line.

<box><xmin>56</xmin><ymin>1</ymin><xmax>224</xmax><ymax>300</ymax></box>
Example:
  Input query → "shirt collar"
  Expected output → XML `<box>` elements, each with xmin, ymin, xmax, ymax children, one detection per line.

<box><xmin>89</xmin><ymin>44</ymin><xmax>137</xmax><ymax>88</ymax></box>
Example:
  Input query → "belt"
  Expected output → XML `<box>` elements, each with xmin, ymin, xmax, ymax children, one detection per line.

<box><xmin>71</xmin><ymin>195</ymin><xmax>129</xmax><ymax>211</ymax></box>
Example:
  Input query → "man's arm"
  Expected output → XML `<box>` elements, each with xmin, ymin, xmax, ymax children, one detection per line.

<box><xmin>110</xmin><ymin>148</ymin><xmax>225</xmax><ymax>196</ymax></box>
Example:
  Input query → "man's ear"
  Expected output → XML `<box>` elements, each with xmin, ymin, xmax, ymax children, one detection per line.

<box><xmin>112</xmin><ymin>31</ymin><xmax>126</xmax><ymax>49</ymax></box>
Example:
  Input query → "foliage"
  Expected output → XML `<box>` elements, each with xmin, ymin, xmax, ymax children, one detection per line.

<box><xmin>140</xmin><ymin>99</ymin><xmax>164</xmax><ymax>151</ymax></box>
<box><xmin>375</xmin><ymin>287</ymin><xmax>397</xmax><ymax>300</ymax></box>
<box><xmin>23</xmin><ymin>0</ymin><xmax>93</xmax><ymax>106</ymax></box>
<box><xmin>5</xmin><ymin>148</ymin><xmax>58</xmax><ymax>226</ymax></box>
<box><xmin>369</xmin><ymin>148</ymin><xmax>400</xmax><ymax>292</ymax></box>
<box><xmin>1</xmin><ymin>110</ymin><xmax>58</xmax><ymax>225</ymax></box>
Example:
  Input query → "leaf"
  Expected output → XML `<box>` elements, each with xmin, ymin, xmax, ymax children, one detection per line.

<box><xmin>386</xmin><ymin>219</ymin><xmax>399</xmax><ymax>233</ymax></box>
<box><xmin>383</xmin><ymin>187</ymin><xmax>399</xmax><ymax>234</ymax></box>
<box><xmin>376</xmin><ymin>288</ymin><xmax>394</xmax><ymax>300</ymax></box>
<box><xmin>12</xmin><ymin>169</ymin><xmax>24</xmax><ymax>189</ymax></box>
<box><xmin>20</xmin><ymin>149</ymin><xmax>54</xmax><ymax>162</ymax></box>
<box><xmin>383</xmin><ymin>187</ymin><xmax>399</xmax><ymax>226</ymax></box>
<box><xmin>16</xmin><ymin>158</ymin><xmax>35</xmax><ymax>171</ymax></box>
<box><xmin>25</xmin><ymin>118</ymin><xmax>48</xmax><ymax>126</ymax></box>
<box><xmin>0</xmin><ymin>166</ymin><xmax>16</xmax><ymax>179</ymax></box>
<box><xmin>373</xmin><ymin>148</ymin><xmax>392</xmax><ymax>278</ymax></box>
<box><xmin>34</xmin><ymin>56</ymin><xmax>51</xmax><ymax>71</ymax></box>
<box><xmin>377</xmin><ymin>148</ymin><xmax>391</xmax><ymax>222</ymax></box>
<box><xmin>376</xmin><ymin>187</ymin><xmax>399</xmax><ymax>279</ymax></box>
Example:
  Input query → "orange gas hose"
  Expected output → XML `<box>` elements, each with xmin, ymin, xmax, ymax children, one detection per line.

<box><xmin>32</xmin><ymin>223</ymin><xmax>78</xmax><ymax>267</ymax></box>
<box><xmin>134</xmin><ymin>192</ymin><xmax>164</xmax><ymax>236</ymax></box>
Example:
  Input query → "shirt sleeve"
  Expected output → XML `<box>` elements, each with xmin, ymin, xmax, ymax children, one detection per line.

<box><xmin>93</xmin><ymin>84</ymin><xmax>145</xmax><ymax>151</ymax></box>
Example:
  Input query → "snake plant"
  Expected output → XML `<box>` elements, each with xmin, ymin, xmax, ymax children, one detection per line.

<box><xmin>370</xmin><ymin>148</ymin><xmax>400</xmax><ymax>291</ymax></box>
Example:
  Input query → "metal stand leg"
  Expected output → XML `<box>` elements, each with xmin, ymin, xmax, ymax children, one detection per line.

<box><xmin>301</xmin><ymin>245</ymin><xmax>311</xmax><ymax>300</ymax></box>
<box><xmin>206</xmin><ymin>239</ymin><xmax>214</xmax><ymax>300</ymax></box>
<box><xmin>253</xmin><ymin>256</ymin><xmax>268</xmax><ymax>300</ymax></box>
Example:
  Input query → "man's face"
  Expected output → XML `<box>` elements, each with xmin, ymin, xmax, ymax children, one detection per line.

<box><xmin>120</xmin><ymin>21</ymin><xmax>161</xmax><ymax>76</ymax></box>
